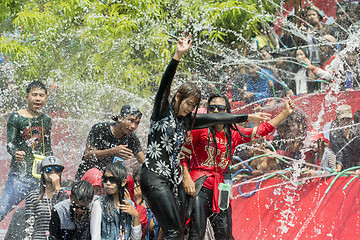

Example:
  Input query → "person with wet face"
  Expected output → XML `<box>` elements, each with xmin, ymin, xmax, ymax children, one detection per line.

<box><xmin>180</xmin><ymin>94</ymin><xmax>294</xmax><ymax>239</ymax></box>
<box><xmin>24</xmin><ymin>156</ymin><xmax>70</xmax><ymax>239</ymax></box>
<box><xmin>90</xmin><ymin>162</ymin><xmax>141</xmax><ymax>240</ymax></box>
<box><xmin>49</xmin><ymin>181</ymin><xmax>94</xmax><ymax>240</ymax></box>
<box><xmin>0</xmin><ymin>81</ymin><xmax>53</xmax><ymax>223</ymax></box>
<box><xmin>75</xmin><ymin>104</ymin><xmax>145</xmax><ymax>180</ymax></box>
<box><xmin>140</xmin><ymin>32</ymin><xmax>271</xmax><ymax>240</ymax></box>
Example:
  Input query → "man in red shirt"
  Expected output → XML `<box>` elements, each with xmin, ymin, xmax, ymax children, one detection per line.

<box><xmin>180</xmin><ymin>94</ymin><xmax>294</xmax><ymax>239</ymax></box>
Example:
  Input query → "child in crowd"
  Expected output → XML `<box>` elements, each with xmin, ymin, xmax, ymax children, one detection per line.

<box><xmin>90</xmin><ymin>162</ymin><xmax>141</xmax><ymax>240</ymax></box>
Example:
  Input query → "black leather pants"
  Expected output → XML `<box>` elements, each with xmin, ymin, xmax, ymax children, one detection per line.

<box><xmin>188</xmin><ymin>187</ymin><xmax>233</xmax><ymax>240</ymax></box>
<box><xmin>140</xmin><ymin>167</ymin><xmax>186</xmax><ymax>240</ymax></box>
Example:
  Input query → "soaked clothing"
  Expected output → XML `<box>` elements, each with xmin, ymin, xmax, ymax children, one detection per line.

<box><xmin>0</xmin><ymin>112</ymin><xmax>52</xmax><ymax>222</ymax></box>
<box><xmin>141</xmin><ymin>58</ymin><xmax>249</xmax><ymax>239</ymax></box>
<box><xmin>188</xmin><ymin>186</ymin><xmax>233</xmax><ymax>240</ymax></box>
<box><xmin>24</xmin><ymin>189</ymin><xmax>70</xmax><ymax>239</ymax></box>
<box><xmin>6</xmin><ymin>112</ymin><xmax>52</xmax><ymax>175</ymax></box>
<box><xmin>180</xmin><ymin>122</ymin><xmax>274</xmax><ymax>213</ymax></box>
<box><xmin>49</xmin><ymin>199</ymin><xmax>91</xmax><ymax>240</ymax></box>
<box><xmin>90</xmin><ymin>196</ymin><xmax>141</xmax><ymax>240</ymax></box>
<box><xmin>75</xmin><ymin>122</ymin><xmax>142</xmax><ymax>180</ymax></box>
<box><xmin>179</xmin><ymin>123</ymin><xmax>274</xmax><ymax>239</ymax></box>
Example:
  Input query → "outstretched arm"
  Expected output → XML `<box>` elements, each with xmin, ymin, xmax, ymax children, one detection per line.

<box><xmin>152</xmin><ymin>32</ymin><xmax>192</xmax><ymax>121</ymax></box>
<box><xmin>192</xmin><ymin>112</ymin><xmax>271</xmax><ymax>130</ymax></box>
<box><xmin>268</xmin><ymin>97</ymin><xmax>294</xmax><ymax>128</ymax></box>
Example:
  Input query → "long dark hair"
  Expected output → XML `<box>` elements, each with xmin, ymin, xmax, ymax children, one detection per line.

<box><xmin>206</xmin><ymin>94</ymin><xmax>234</xmax><ymax>162</ymax></box>
<box><xmin>34</xmin><ymin>166</ymin><xmax>63</xmax><ymax>208</ymax></box>
<box><xmin>102</xmin><ymin>162</ymin><xmax>127</xmax><ymax>219</ymax></box>
<box><xmin>170</xmin><ymin>82</ymin><xmax>201</xmax><ymax>130</ymax></box>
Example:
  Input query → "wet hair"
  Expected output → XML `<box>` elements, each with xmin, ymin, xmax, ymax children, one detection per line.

<box><xmin>102</xmin><ymin>162</ymin><xmax>127</xmax><ymax>219</ymax></box>
<box><xmin>171</xmin><ymin>82</ymin><xmax>201</xmax><ymax>130</ymax></box>
<box><xmin>111</xmin><ymin>104</ymin><xmax>142</xmax><ymax>122</ymax></box>
<box><xmin>26</xmin><ymin>81</ymin><xmax>47</xmax><ymax>95</ymax></box>
<box><xmin>207</xmin><ymin>94</ymin><xmax>231</xmax><ymax>113</ymax></box>
<box><xmin>71</xmin><ymin>180</ymin><xmax>94</xmax><ymax>203</ymax></box>
<box><xmin>132</xmin><ymin>164</ymin><xmax>142</xmax><ymax>184</ymax></box>
<box><xmin>206</xmin><ymin>94</ymin><xmax>233</xmax><ymax>162</ymax></box>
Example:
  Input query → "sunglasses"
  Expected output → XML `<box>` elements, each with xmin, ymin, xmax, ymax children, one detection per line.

<box><xmin>102</xmin><ymin>175</ymin><xmax>117</xmax><ymax>184</ymax></box>
<box><xmin>207</xmin><ymin>104</ymin><xmax>227</xmax><ymax>113</ymax></box>
<box><xmin>71</xmin><ymin>203</ymin><xmax>89</xmax><ymax>211</ymax></box>
<box><xmin>44</xmin><ymin>166</ymin><xmax>62</xmax><ymax>174</ymax></box>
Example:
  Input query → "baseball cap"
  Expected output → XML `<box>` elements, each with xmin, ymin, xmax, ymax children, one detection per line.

<box><xmin>41</xmin><ymin>156</ymin><xmax>64</xmax><ymax>169</ymax></box>
<box><xmin>336</xmin><ymin>105</ymin><xmax>352</xmax><ymax>120</ymax></box>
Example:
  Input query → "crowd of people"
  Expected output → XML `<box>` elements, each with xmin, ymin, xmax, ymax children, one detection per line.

<box><xmin>0</xmin><ymin>2</ymin><xmax>360</xmax><ymax>240</ymax></box>
<box><xmin>222</xmin><ymin>2</ymin><xmax>360</xmax><ymax>103</ymax></box>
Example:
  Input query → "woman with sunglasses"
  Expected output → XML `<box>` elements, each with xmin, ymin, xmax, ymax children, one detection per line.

<box><xmin>90</xmin><ymin>162</ymin><xmax>141</xmax><ymax>240</ymax></box>
<box><xmin>24</xmin><ymin>156</ymin><xmax>69</xmax><ymax>239</ymax></box>
<box><xmin>180</xmin><ymin>94</ymin><xmax>294</xmax><ymax>239</ymax></box>
<box><xmin>140</xmin><ymin>32</ymin><xmax>271</xmax><ymax>239</ymax></box>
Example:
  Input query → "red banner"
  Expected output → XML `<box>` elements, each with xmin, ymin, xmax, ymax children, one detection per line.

<box><xmin>232</xmin><ymin>176</ymin><xmax>360</xmax><ymax>239</ymax></box>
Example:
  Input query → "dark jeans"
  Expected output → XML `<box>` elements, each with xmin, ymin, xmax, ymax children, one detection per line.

<box><xmin>188</xmin><ymin>187</ymin><xmax>233</xmax><ymax>240</ymax></box>
<box><xmin>140</xmin><ymin>167</ymin><xmax>186</xmax><ymax>240</ymax></box>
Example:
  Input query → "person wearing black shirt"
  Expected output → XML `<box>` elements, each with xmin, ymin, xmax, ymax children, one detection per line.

<box><xmin>75</xmin><ymin>105</ymin><xmax>145</xmax><ymax>180</ymax></box>
<box><xmin>49</xmin><ymin>180</ymin><xmax>94</xmax><ymax>240</ymax></box>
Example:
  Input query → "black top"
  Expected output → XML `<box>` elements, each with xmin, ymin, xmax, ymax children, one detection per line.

<box><xmin>6</xmin><ymin>112</ymin><xmax>53</xmax><ymax>176</ymax></box>
<box><xmin>144</xmin><ymin>59</ymin><xmax>249</xmax><ymax>188</ymax></box>
<box><xmin>76</xmin><ymin>122</ymin><xmax>142</xmax><ymax>179</ymax></box>
<box><xmin>49</xmin><ymin>199</ymin><xmax>90</xmax><ymax>240</ymax></box>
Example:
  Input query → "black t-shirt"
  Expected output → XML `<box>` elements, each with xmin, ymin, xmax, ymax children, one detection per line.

<box><xmin>76</xmin><ymin>122</ymin><xmax>142</xmax><ymax>179</ymax></box>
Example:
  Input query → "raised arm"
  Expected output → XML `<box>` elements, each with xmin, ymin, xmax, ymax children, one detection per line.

<box><xmin>267</xmin><ymin>98</ymin><xmax>294</xmax><ymax>128</ymax></box>
<box><xmin>152</xmin><ymin>32</ymin><xmax>192</xmax><ymax>120</ymax></box>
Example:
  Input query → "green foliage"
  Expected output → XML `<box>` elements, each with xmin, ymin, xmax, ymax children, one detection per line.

<box><xmin>0</xmin><ymin>0</ymin><xmax>280</xmax><ymax>117</ymax></box>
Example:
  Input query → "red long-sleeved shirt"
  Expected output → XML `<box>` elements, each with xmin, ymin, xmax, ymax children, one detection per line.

<box><xmin>180</xmin><ymin>122</ymin><xmax>275</xmax><ymax>212</ymax></box>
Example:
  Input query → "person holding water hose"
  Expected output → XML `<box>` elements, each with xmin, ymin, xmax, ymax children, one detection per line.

<box><xmin>180</xmin><ymin>94</ymin><xmax>294</xmax><ymax>239</ymax></box>
<box><xmin>140</xmin><ymin>32</ymin><xmax>271</xmax><ymax>239</ymax></box>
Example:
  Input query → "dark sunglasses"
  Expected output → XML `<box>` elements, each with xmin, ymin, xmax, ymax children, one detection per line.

<box><xmin>102</xmin><ymin>175</ymin><xmax>117</xmax><ymax>184</ymax></box>
<box><xmin>71</xmin><ymin>203</ymin><xmax>89</xmax><ymax>211</ymax></box>
<box><xmin>207</xmin><ymin>104</ymin><xmax>227</xmax><ymax>113</ymax></box>
<box><xmin>44</xmin><ymin>166</ymin><xmax>62</xmax><ymax>174</ymax></box>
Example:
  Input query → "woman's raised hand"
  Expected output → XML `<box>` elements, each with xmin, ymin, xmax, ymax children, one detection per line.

<box><xmin>173</xmin><ymin>31</ymin><xmax>192</xmax><ymax>61</ymax></box>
